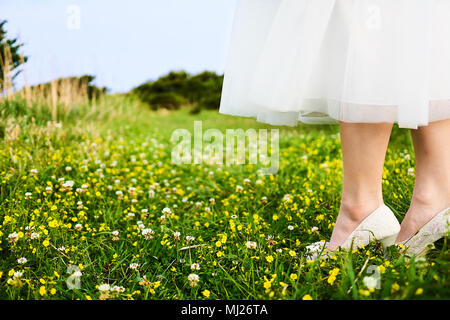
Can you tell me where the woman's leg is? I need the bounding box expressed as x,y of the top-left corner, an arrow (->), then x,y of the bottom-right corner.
396,119 -> 450,242
329,122 -> 393,250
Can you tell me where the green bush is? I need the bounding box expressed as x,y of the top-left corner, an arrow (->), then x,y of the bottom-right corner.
132,70 -> 223,112
145,92 -> 187,110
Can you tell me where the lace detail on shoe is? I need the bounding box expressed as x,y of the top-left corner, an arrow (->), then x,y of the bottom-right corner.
402,207 -> 450,256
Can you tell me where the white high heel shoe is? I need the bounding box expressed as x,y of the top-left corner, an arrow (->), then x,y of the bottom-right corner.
306,204 -> 401,260
396,207 -> 450,257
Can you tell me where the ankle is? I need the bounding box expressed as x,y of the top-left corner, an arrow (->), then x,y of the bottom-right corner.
411,186 -> 450,209
340,199 -> 384,222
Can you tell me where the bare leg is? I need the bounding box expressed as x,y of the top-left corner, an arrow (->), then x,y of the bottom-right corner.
329,122 -> 393,250
396,119 -> 450,242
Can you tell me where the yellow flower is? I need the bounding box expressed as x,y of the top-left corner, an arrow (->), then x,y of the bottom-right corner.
302,294 -> 313,300
415,288 -> 423,295
359,289 -> 371,297
378,265 -> 386,274
265,255 -> 274,263
215,241 -> 222,247
290,274 -> 298,281
288,250 -> 296,257
202,290 -> 211,298
263,281 -> 272,289
43,239 -> 50,247
217,251 -> 224,257
327,268 -> 340,285
50,288 -> 57,295
39,286 -> 47,296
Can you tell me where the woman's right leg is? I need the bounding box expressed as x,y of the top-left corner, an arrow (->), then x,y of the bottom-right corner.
328,122 -> 393,250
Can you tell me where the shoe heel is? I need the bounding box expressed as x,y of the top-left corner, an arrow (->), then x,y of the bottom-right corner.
380,234 -> 397,248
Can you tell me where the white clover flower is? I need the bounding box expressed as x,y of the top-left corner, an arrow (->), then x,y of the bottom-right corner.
187,273 -> 200,286
162,207 -> 172,215
173,232 -> 181,240
246,241 -> 257,250
191,263 -> 200,271
311,227 -> 319,233
98,283 -> 111,292
75,224 -> 83,231
58,246 -> 66,251
305,241 -> 327,260
30,232 -> 40,240
8,233 -> 19,242
25,192 -> 32,199
45,186 -> 53,193
288,225 -> 294,231
129,263 -> 140,270
363,276 -> 379,290
65,166 -> 72,172
17,257 -> 27,264
112,231 -> 119,236
62,180 -> 74,188
13,271 -> 23,278
236,185 -> 243,193
142,228 -> 154,240
137,221 -> 145,230
186,235 -> 195,243
282,194 -> 292,202
111,285 -> 125,293
30,169 -> 38,175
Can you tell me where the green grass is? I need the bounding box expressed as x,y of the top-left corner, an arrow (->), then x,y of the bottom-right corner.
0,96 -> 449,300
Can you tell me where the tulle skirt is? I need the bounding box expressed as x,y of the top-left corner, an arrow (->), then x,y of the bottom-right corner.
219,0 -> 450,129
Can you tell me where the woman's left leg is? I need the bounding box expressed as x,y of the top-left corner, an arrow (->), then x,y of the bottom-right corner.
396,119 -> 450,242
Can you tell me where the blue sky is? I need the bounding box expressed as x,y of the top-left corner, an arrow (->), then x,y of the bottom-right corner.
0,0 -> 237,92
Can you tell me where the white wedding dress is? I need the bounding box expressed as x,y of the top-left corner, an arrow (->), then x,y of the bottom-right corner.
219,0 -> 450,129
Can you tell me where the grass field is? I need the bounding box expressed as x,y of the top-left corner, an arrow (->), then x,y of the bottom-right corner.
1,95 -> 449,300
